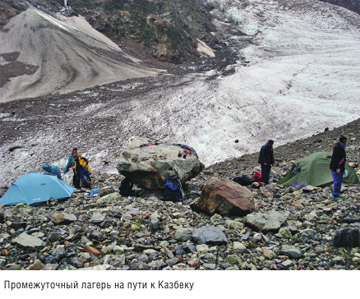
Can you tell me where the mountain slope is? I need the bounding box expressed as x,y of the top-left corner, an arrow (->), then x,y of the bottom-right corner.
0,5 -> 160,102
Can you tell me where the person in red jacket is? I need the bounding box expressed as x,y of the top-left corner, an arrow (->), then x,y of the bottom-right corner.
330,136 -> 347,200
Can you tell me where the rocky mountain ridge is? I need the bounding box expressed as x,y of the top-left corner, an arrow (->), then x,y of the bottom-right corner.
2,0 -> 358,65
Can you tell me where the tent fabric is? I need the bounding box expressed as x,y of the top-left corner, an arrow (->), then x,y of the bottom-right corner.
278,152 -> 359,187
0,173 -> 76,206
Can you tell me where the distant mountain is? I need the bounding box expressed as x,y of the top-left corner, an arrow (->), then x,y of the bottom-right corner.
0,0 -> 222,64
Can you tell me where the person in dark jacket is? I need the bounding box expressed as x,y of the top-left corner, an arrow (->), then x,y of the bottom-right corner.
330,136 -> 347,200
258,140 -> 275,184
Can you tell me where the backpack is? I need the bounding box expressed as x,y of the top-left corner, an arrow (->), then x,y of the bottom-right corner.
233,175 -> 254,186
80,166 -> 91,188
119,177 -> 133,197
164,175 -> 182,202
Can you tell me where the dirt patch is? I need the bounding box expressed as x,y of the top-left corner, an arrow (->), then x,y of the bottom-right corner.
0,52 -> 39,87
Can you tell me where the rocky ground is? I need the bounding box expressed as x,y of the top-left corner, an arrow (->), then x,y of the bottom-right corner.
1,118 -> 360,270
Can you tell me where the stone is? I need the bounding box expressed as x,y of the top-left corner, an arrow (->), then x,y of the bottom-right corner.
12,232 -> 45,250
188,258 -> 200,268
192,226 -> 227,245
276,227 -> 292,239
279,245 -> 303,259
85,245 -> 100,257
226,254 -> 242,265
245,210 -> 287,232
175,228 -> 194,241
333,228 -> 360,248
117,137 -> 204,189
28,259 -> 44,270
166,258 -> 180,266
52,247 -> 67,261
48,232 -> 61,242
190,178 -> 255,216
233,242 -> 247,253
225,220 -> 243,229
97,193 -> 121,204
263,248 -> 276,260
90,212 -> 105,224
52,212 -> 77,224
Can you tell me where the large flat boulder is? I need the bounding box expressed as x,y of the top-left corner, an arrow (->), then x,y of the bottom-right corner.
190,178 -> 255,216
117,137 -> 204,189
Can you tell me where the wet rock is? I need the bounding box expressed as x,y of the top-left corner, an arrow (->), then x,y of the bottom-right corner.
190,178 -> 255,216
192,226 -> 227,245
333,228 -> 360,248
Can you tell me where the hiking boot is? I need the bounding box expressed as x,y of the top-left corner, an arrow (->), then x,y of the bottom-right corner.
332,195 -> 343,201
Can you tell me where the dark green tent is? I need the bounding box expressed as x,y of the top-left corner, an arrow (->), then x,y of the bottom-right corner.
278,152 -> 359,187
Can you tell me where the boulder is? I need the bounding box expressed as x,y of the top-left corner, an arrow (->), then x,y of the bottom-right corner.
245,210 -> 287,232
192,226 -> 227,245
190,178 -> 255,216
333,228 -> 360,248
117,137 -> 204,189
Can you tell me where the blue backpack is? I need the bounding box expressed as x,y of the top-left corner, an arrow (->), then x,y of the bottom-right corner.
164,175 -> 182,202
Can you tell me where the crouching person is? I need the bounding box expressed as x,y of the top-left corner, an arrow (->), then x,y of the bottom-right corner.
42,164 -> 62,180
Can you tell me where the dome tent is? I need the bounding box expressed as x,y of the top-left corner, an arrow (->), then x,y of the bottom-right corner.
278,152 -> 359,187
0,173 -> 76,206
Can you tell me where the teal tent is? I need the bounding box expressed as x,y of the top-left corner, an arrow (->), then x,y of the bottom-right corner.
278,152 -> 359,187
0,173 -> 76,206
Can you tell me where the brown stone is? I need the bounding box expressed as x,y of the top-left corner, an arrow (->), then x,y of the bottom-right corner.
190,178 -> 255,216
85,245 -> 100,257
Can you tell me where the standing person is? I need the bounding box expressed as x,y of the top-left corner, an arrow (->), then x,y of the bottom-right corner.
330,136 -> 347,200
64,148 -> 78,175
72,151 -> 92,189
64,148 -> 91,189
258,140 -> 274,184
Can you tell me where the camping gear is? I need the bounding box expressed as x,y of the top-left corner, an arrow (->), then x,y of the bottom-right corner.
278,152 -> 359,187
164,175 -> 183,202
87,188 -> 100,198
233,175 -> 254,186
80,166 -> 91,188
0,173 -> 76,206
119,177 -> 134,197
